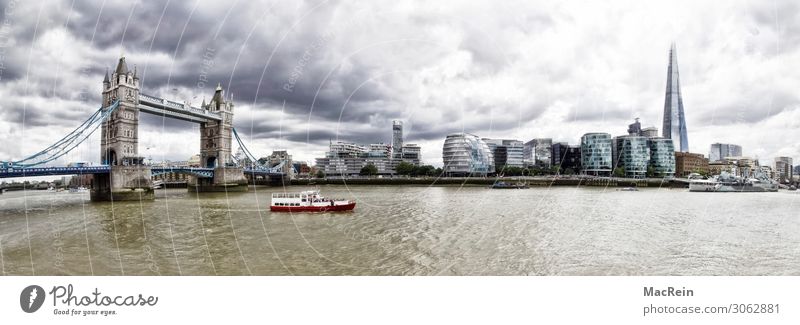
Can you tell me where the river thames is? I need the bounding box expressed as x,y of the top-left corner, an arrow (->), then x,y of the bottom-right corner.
1,185 -> 799,275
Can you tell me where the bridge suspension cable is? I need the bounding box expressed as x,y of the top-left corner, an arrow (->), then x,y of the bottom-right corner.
231,127 -> 289,174
2,100 -> 120,168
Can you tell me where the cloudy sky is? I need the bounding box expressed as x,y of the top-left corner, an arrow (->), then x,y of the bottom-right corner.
1,0 -> 799,168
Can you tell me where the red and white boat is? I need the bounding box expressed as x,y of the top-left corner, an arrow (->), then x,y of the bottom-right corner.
270,189 -> 356,212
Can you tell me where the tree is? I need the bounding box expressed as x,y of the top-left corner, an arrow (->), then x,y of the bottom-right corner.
549,166 -> 561,175
360,164 -> 378,176
415,165 -> 436,177
563,168 -> 575,175
396,162 -> 415,176
646,166 -> 656,178
613,167 -> 625,178
316,170 -> 325,178
505,166 -> 524,176
434,167 -> 443,176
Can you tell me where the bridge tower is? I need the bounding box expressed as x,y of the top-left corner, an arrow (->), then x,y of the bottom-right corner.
101,57 -> 142,166
92,57 -> 153,201
191,84 -> 248,192
200,84 -> 234,168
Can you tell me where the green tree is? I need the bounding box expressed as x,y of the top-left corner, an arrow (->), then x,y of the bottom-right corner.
434,167 -> 443,176
646,166 -> 656,178
360,164 -> 378,176
549,166 -> 561,175
415,165 -> 436,177
396,162 -> 415,176
563,168 -> 575,175
505,166 -> 524,176
613,167 -> 625,178
315,170 -> 325,178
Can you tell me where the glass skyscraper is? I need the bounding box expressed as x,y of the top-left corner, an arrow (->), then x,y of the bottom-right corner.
662,43 -> 689,152
613,135 -> 650,178
648,138 -> 676,177
708,143 -> 742,162
580,133 -> 612,176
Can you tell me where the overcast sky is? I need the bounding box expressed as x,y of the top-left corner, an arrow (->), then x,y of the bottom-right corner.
1,0 -> 799,168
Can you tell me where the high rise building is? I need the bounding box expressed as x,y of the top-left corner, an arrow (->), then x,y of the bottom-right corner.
648,138 -> 676,177
392,120 -> 403,159
627,118 -> 659,138
627,118 -> 642,136
443,133 -> 494,176
708,143 -> 742,162
612,135 -> 651,178
775,157 -> 794,183
580,133 -> 613,176
551,142 -> 581,174
662,43 -> 689,152
524,138 -> 552,168
483,139 -> 524,170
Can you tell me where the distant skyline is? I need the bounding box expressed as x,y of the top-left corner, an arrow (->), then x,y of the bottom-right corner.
1,0 -> 799,168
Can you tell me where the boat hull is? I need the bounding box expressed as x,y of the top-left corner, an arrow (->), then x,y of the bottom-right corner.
690,183 -> 778,192
270,202 -> 356,212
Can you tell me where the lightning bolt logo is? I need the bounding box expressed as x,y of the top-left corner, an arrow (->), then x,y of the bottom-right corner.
29,287 -> 38,309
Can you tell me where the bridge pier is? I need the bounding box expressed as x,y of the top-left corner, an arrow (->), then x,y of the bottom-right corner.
90,166 -> 154,201
188,167 -> 248,192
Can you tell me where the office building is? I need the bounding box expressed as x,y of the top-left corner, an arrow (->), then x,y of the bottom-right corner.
674,152 -> 708,177
400,144 -> 422,165
483,138 -> 524,170
613,135 -> 651,178
316,141 -> 402,176
709,143 -> 742,162
524,138 -> 552,168
648,138 -> 676,177
581,133 -> 613,176
551,142 -> 581,174
443,133 -> 494,176
662,43 -> 689,152
775,157 -> 793,183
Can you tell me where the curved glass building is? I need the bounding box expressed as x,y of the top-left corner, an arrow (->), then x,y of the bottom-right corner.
581,133 -> 612,176
443,133 -> 494,176
613,135 -> 650,178
649,138 -> 676,177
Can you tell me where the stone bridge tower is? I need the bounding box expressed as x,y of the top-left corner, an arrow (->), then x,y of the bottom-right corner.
200,84 -> 234,168
101,57 -> 142,166
191,83 -> 247,192
93,57 -> 153,201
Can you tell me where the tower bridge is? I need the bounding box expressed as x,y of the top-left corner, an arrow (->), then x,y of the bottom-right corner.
1,57 -> 287,201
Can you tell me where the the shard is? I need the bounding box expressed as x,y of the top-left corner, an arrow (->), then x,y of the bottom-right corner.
662,43 -> 689,152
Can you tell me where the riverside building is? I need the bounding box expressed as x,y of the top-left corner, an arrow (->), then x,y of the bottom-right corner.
484,139 -> 524,170
775,157 -> 793,183
443,133 -> 495,176
612,135 -> 651,178
528,138 -> 553,168
581,133 -> 613,176
648,138 -> 676,177
674,152 -> 709,177
551,142 -> 581,173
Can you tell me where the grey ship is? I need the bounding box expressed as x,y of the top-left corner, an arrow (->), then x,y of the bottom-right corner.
689,172 -> 778,192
